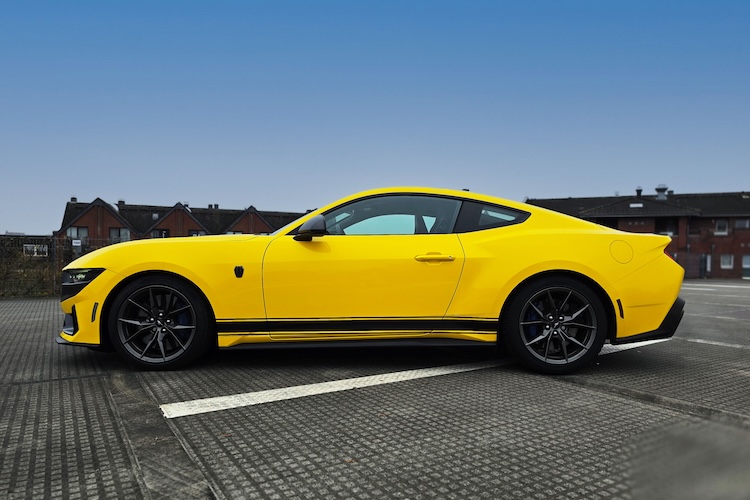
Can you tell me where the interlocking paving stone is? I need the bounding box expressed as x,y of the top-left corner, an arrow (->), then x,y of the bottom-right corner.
0,299 -> 208,499
572,340 -> 750,420
165,368 -> 688,499
0,377 -> 144,499
144,346 -> 498,405
3,284 -> 750,499
626,419 -> 750,500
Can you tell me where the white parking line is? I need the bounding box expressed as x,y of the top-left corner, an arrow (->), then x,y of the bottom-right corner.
160,360 -> 501,419
161,338 -> 675,419
683,284 -> 750,289
682,338 -> 750,350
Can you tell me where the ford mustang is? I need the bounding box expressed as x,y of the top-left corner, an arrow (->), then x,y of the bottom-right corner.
58,187 -> 684,374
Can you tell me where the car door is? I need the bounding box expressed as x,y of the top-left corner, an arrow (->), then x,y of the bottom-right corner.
262,194 -> 465,336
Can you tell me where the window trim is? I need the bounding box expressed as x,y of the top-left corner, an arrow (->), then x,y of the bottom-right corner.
720,254 -> 734,269
715,219 -> 729,236
321,193 -> 463,236
288,193 -> 531,236
453,201 -> 530,233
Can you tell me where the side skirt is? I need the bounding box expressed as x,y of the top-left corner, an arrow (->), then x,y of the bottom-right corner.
221,337 -> 497,350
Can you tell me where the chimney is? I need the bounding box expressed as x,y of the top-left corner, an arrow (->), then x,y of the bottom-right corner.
655,184 -> 668,200
214,203 -> 219,209
117,199 -> 125,207
70,196 -> 78,203
635,187 -> 642,198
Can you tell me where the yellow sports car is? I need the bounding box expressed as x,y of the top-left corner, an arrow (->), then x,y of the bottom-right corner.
58,187 -> 684,374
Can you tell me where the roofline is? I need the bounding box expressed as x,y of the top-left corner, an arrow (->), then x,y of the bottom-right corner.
55,198 -> 136,235
144,202 -> 210,234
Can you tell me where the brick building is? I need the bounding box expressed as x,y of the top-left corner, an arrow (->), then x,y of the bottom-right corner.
54,197 -> 305,260
527,185 -> 750,279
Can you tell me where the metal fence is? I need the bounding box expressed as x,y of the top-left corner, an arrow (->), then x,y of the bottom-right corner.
0,236 -> 116,297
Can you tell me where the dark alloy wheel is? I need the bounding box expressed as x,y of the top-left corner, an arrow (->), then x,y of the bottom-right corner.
502,277 -> 608,374
108,276 -> 212,370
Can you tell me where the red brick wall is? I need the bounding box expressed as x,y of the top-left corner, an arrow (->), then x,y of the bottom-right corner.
150,210 -> 206,237
228,213 -> 274,234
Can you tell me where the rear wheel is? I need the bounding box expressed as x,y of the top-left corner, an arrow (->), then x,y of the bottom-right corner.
502,277 -> 608,374
108,276 -> 212,370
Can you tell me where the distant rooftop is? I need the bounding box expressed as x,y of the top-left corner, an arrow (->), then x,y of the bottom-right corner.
526,185 -> 750,218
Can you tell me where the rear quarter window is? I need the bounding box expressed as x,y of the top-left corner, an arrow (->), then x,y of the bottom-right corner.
453,201 -> 530,233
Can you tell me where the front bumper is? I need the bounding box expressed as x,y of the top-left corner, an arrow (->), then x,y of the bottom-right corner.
59,268 -> 122,346
611,297 -> 685,345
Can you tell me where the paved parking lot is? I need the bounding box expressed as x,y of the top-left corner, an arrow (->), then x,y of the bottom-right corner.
1,281 -> 749,499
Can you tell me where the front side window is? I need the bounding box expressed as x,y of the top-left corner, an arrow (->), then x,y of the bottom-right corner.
323,195 -> 462,235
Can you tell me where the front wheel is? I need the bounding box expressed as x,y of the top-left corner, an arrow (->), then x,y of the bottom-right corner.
502,277 -> 608,374
108,276 -> 213,370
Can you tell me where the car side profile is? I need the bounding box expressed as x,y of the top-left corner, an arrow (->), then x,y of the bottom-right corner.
58,187 -> 685,374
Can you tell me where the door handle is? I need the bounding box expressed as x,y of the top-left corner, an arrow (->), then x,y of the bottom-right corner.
414,254 -> 455,262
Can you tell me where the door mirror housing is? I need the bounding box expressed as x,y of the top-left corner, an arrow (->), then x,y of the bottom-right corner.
294,215 -> 328,241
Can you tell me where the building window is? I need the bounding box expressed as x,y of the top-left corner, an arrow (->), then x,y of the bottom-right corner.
226,231 -> 243,235
109,227 -> 131,243
655,218 -> 678,236
720,254 -> 734,269
743,255 -> 750,279
66,226 -> 88,242
188,230 -> 207,236
736,219 -> 750,229
715,219 -> 729,235
23,244 -> 49,257
151,229 -> 170,238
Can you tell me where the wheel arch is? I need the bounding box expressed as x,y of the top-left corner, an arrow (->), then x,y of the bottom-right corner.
99,270 -> 217,350
498,270 -> 617,342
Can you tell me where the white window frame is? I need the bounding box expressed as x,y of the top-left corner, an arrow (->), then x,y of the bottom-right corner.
720,254 -> 734,269
715,219 -> 729,236
23,244 -> 49,257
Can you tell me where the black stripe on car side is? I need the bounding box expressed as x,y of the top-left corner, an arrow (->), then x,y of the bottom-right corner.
216,318 -> 498,333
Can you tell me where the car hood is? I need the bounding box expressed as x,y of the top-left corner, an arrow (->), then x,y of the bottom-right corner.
64,234 -> 263,272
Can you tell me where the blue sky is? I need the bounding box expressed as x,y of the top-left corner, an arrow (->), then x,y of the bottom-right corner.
1,0 -> 748,234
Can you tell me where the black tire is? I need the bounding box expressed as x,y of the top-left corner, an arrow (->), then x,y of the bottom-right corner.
108,275 -> 213,370
501,276 -> 608,375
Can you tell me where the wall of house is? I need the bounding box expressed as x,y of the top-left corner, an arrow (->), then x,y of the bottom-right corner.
675,217 -> 750,279
58,205 -> 126,245
616,218 -> 656,233
603,216 -> 749,279
228,213 -> 274,234
150,210 -> 206,238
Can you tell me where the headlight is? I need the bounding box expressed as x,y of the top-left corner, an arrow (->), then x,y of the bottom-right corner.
61,268 -> 105,301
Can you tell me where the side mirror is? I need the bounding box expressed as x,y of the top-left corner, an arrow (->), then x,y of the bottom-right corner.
294,215 -> 328,241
